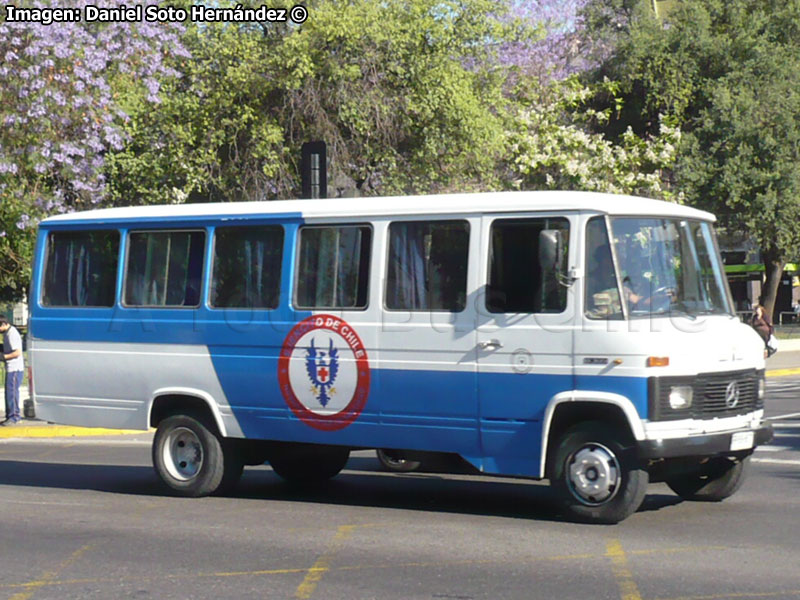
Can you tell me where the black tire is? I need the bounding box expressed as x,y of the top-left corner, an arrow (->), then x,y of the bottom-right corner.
549,422 -> 648,524
666,456 -> 750,501
268,444 -> 350,484
152,414 -> 243,497
376,449 -> 422,473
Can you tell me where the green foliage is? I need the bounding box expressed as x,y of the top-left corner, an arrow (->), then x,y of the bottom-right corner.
0,199 -> 34,298
108,0 -> 521,203
582,0 -> 800,313
509,76 -> 680,199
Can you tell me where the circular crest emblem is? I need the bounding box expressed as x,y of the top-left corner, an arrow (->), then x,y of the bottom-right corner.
278,315 -> 370,431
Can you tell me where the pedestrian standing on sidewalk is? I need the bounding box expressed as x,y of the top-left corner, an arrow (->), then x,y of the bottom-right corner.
1,315 -> 24,425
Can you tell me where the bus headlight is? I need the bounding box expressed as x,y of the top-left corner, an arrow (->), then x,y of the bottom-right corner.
758,377 -> 766,401
668,385 -> 693,410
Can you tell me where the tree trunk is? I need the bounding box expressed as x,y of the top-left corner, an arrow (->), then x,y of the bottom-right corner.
761,249 -> 785,322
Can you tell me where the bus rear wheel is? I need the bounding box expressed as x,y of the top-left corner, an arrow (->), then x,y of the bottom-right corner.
550,422 -> 648,524
666,456 -> 750,501
153,414 -> 243,497
376,449 -> 421,473
268,444 -> 350,484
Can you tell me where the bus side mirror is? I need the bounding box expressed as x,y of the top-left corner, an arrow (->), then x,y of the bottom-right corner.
539,230 -> 560,272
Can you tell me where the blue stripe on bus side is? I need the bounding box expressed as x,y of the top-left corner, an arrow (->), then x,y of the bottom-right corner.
208,354 -> 647,477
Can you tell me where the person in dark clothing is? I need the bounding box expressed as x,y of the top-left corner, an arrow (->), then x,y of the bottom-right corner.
751,304 -> 775,357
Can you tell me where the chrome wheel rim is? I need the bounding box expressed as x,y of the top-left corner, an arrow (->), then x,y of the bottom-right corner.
566,442 -> 620,506
163,427 -> 203,482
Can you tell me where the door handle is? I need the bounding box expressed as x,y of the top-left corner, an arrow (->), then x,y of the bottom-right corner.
478,339 -> 503,350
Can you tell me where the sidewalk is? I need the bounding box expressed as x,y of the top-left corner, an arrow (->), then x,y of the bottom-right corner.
765,338 -> 800,375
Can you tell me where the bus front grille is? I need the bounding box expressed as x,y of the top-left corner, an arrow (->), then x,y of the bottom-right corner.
648,369 -> 763,421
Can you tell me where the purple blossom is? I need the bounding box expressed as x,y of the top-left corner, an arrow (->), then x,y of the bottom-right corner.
16,215 -> 31,230
0,0 -> 188,217
497,0 -> 590,82
146,79 -> 161,97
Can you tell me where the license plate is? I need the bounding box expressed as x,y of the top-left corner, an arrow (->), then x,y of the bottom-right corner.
730,431 -> 755,451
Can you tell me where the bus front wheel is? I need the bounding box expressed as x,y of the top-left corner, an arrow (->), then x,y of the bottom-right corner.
153,414 -> 243,497
666,456 -> 750,501
550,422 -> 648,524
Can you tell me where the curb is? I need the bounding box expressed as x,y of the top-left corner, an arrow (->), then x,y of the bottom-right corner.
0,424 -> 148,439
766,367 -> 800,378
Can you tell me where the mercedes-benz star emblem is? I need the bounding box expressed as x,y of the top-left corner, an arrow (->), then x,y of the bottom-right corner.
725,381 -> 740,409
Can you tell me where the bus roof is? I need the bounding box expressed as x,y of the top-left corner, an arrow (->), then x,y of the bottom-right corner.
41,191 -> 715,225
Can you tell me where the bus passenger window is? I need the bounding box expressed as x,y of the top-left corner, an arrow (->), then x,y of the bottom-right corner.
295,225 -> 371,309
211,226 -> 284,309
124,231 -> 205,308
386,220 -> 469,312
42,230 -> 120,307
487,218 -> 569,314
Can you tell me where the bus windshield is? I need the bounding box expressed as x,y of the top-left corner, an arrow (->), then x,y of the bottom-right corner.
586,217 -> 733,319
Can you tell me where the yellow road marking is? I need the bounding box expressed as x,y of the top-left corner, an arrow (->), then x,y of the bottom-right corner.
294,525 -> 356,599
0,544 -> 745,594
9,543 -> 93,600
606,540 -> 642,600
0,426 -> 143,439
766,367 -> 800,378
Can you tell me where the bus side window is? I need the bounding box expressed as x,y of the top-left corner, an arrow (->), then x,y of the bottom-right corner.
210,225 -> 284,309
385,220 -> 470,312
124,230 -> 205,308
487,218 -> 569,314
295,225 -> 371,310
42,230 -> 120,307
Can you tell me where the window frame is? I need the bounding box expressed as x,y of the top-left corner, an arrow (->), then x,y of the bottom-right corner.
121,228 -> 207,310
383,218 -> 471,314
40,228 -> 122,309
208,223 -> 285,311
485,216 -> 571,315
292,222 -> 373,311
584,215 -> 628,321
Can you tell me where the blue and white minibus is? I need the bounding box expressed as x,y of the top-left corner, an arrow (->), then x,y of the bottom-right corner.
28,191 -> 773,523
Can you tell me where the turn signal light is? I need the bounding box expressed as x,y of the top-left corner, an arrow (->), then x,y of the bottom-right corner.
647,356 -> 670,367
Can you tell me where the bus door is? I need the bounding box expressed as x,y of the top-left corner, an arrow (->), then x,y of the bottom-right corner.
476,214 -> 576,476
374,217 -> 480,455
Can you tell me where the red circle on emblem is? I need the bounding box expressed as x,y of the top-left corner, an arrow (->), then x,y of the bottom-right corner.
278,315 -> 370,431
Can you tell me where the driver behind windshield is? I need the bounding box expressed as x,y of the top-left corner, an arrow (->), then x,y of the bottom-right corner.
586,245 -> 642,317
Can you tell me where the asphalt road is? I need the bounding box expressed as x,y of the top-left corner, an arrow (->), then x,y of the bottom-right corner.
0,378 -> 798,600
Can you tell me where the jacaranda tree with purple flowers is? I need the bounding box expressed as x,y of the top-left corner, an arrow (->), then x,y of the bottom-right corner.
0,1 -> 187,300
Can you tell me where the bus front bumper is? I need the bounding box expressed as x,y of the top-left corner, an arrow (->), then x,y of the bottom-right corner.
637,422 -> 774,459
